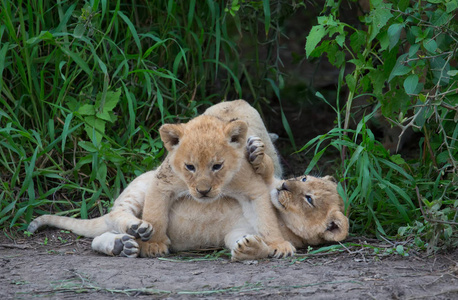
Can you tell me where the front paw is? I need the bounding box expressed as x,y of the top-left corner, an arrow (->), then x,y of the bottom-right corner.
127,221 -> 153,242
112,234 -> 139,258
246,136 -> 265,168
139,239 -> 170,257
268,241 -> 296,259
231,235 -> 270,261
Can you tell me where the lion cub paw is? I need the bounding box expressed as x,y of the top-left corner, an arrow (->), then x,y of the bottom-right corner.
139,240 -> 170,257
247,136 -> 265,168
231,235 -> 270,261
112,234 -> 139,258
127,221 -> 153,242
269,241 -> 296,259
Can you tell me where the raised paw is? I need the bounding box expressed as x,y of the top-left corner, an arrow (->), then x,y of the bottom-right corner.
246,136 -> 265,167
127,221 -> 153,242
112,234 -> 139,258
231,235 -> 270,261
268,241 -> 296,259
139,240 -> 170,258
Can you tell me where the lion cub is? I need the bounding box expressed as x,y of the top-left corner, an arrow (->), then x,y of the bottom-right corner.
140,113 -> 294,258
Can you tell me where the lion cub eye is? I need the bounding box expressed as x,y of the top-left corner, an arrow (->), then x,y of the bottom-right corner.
185,164 -> 195,172
301,176 -> 307,182
212,163 -> 223,171
305,195 -> 313,206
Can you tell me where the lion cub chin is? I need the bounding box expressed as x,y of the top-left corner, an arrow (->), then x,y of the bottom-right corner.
140,114 -> 294,258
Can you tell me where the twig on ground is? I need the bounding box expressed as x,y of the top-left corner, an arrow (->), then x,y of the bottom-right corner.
0,244 -> 31,249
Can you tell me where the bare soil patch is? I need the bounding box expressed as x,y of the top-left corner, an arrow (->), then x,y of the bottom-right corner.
1,230 -> 457,299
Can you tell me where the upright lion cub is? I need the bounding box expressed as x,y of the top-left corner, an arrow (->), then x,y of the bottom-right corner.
141,114 -> 294,258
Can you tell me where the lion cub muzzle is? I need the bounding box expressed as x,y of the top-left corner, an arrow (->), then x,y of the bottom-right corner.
196,186 -> 212,197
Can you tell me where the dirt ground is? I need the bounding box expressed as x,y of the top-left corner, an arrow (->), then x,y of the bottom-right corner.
1,230 -> 457,300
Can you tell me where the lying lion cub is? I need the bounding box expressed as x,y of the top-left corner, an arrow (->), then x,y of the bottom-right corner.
28,100 -> 349,260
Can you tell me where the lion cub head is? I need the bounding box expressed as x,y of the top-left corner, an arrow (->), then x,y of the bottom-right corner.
160,115 -> 248,202
271,175 -> 349,245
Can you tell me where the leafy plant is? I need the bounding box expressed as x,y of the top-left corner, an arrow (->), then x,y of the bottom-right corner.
303,0 -> 457,250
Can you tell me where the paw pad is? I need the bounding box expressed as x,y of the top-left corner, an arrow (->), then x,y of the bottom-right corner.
246,136 -> 265,164
112,235 -> 139,258
127,222 -> 153,241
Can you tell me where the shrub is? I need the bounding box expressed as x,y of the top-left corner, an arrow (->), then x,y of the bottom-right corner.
304,0 -> 457,252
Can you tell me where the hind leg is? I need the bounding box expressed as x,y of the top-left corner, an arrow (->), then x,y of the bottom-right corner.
92,232 -> 139,258
106,210 -> 153,242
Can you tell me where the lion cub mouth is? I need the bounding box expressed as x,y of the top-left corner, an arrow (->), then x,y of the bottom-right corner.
270,188 -> 287,210
191,194 -> 220,203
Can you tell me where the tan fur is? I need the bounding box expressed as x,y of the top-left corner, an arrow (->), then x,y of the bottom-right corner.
27,100 -> 349,260
141,112 -> 293,258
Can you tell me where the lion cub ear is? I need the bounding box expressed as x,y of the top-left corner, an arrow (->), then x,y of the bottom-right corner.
322,175 -> 338,183
160,123 -> 184,151
224,120 -> 248,148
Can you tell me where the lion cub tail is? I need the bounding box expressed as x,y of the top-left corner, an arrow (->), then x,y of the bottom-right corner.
27,215 -> 110,238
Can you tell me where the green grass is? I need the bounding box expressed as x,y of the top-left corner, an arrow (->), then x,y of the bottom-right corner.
0,0 -> 297,232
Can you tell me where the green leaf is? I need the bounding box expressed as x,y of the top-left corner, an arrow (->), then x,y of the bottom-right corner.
368,69 -> 385,97
97,162 -> 108,185
61,113 -> 74,153
84,116 -> 105,145
388,54 -> 411,82
74,24 -> 85,38
346,74 -> 356,92
408,44 -> 420,58
350,30 -> 366,53
26,31 -> 54,44
378,31 -> 389,51
99,88 -> 121,113
389,154 -> 406,165
436,151 -> 449,164
368,2 -> 393,42
431,9 -> 449,27
447,70 -> 458,77
306,25 -> 327,58
78,104 -> 95,115
117,11 -> 142,56
396,245 -> 407,256
410,26 -> 422,38
446,0 -> 458,13
423,38 -> 437,54
262,0 -> 271,35
336,34 -> 345,47
305,146 -> 328,174
388,23 -> 403,50
398,0 -> 409,11
0,42 -> 9,89
78,141 -> 98,152
403,74 -> 419,95
96,111 -> 112,122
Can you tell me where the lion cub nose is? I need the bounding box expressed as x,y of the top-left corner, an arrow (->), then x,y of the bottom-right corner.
281,182 -> 289,191
196,187 -> 212,197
